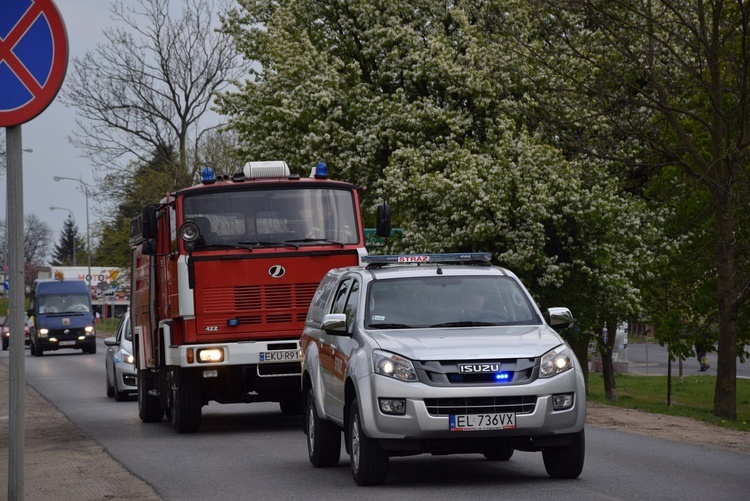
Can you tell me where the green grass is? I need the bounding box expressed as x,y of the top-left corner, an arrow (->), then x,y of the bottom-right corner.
587,372 -> 750,432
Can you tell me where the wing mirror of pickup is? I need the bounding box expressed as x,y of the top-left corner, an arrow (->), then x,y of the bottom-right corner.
546,307 -> 574,331
321,313 -> 350,336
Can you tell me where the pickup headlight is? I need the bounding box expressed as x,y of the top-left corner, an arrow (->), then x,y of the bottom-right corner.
373,349 -> 417,382
540,346 -> 573,378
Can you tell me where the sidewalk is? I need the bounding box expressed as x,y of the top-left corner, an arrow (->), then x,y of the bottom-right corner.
0,362 -> 162,500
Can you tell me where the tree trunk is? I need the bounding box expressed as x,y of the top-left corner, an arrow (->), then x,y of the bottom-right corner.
600,320 -> 618,401
712,186 -> 738,419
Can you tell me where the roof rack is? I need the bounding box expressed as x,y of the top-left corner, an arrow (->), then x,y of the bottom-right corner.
362,253 -> 491,268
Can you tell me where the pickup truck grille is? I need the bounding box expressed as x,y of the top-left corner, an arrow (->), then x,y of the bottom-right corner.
424,396 -> 537,416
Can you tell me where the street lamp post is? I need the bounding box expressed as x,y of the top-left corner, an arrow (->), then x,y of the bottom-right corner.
49,206 -> 76,266
52,176 -> 92,290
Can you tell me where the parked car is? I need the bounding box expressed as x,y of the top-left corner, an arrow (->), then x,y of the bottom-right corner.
104,311 -> 137,401
2,314 -> 31,350
300,253 -> 586,485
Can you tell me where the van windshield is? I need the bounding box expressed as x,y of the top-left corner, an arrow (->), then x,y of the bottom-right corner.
38,293 -> 91,314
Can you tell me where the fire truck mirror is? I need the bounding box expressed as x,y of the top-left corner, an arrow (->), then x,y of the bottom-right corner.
142,205 -> 159,240
376,204 -> 392,238
142,238 -> 157,255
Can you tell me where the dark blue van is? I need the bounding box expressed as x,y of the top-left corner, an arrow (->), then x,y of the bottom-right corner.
28,279 -> 97,356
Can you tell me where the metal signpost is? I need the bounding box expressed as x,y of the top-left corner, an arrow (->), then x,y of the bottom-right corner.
0,1 -> 68,499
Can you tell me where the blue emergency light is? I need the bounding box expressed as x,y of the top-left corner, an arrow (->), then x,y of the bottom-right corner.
314,161 -> 328,179
201,166 -> 216,184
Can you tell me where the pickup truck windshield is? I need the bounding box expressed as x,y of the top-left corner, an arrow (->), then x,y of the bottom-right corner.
366,276 -> 541,329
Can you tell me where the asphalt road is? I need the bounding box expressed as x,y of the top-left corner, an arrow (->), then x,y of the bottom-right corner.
617,338 -> 750,378
2,338 -> 748,501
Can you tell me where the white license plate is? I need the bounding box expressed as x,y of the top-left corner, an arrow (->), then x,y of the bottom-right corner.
449,413 -> 516,431
59,340 -> 76,346
259,349 -> 300,363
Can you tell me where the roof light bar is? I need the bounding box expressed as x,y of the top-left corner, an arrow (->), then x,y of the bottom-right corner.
362,253 -> 492,265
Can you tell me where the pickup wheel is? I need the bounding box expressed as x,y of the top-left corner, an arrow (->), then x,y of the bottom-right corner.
138,370 -> 164,423
542,429 -> 585,479
349,397 -> 389,485
306,388 -> 341,467
170,368 -> 202,433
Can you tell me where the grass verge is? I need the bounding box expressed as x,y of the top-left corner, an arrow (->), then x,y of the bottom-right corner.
587,372 -> 750,432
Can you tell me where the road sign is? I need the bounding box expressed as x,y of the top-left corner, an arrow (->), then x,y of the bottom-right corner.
0,0 -> 68,127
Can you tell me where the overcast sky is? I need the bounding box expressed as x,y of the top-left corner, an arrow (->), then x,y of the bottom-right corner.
2,0 -> 114,261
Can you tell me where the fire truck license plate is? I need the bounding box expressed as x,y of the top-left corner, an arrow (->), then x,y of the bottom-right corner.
259,350 -> 300,363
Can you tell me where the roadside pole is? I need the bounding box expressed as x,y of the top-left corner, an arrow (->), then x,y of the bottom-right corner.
6,125 -> 26,500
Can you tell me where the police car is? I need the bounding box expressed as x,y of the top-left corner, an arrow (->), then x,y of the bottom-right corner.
300,253 -> 586,485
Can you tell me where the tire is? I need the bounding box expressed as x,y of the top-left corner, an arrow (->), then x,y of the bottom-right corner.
306,388 -> 341,467
170,368 -> 202,433
29,342 -> 35,356
35,343 -> 44,356
86,344 -> 97,355
106,371 -> 115,398
349,397 -> 388,486
542,429 -> 585,479
138,369 -> 164,423
483,446 -> 514,461
2,340 -> 8,350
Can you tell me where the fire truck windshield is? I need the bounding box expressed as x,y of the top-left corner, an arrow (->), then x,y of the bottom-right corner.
182,187 -> 359,247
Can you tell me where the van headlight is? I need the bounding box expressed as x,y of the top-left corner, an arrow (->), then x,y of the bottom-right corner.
373,350 -> 417,382
540,346 -> 573,378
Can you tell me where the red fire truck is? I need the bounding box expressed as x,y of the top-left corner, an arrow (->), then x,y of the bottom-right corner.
130,161 -> 388,432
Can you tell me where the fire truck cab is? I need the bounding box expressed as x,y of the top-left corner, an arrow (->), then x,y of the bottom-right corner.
130,161 -> 386,432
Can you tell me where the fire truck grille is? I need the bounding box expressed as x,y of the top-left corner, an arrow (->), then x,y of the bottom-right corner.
203,283 -> 318,324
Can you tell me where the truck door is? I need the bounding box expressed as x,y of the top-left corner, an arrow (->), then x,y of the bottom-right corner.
321,276 -> 359,421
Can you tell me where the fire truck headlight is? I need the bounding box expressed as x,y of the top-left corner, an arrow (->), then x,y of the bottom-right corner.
180,221 -> 201,243
197,348 -> 224,363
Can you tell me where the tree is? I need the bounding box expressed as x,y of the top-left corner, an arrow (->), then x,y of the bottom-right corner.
50,215 -> 87,266
61,0 -> 246,189
520,0 -> 750,419
1,214 -> 53,289
219,1 -> 664,395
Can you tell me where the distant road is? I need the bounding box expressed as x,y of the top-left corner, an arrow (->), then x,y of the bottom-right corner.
615,339 -> 750,378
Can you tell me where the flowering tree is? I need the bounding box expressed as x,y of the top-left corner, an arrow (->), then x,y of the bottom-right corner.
219,0 -> 665,392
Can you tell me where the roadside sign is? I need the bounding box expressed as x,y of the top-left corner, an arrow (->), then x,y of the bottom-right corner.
0,0 -> 68,127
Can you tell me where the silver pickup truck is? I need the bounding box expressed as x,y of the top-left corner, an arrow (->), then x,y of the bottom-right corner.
300,253 -> 586,485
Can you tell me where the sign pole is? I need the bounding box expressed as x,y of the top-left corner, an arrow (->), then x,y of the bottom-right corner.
1,2 -> 69,499
6,125 -> 26,500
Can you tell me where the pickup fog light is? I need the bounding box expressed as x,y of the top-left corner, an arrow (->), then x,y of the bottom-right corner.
197,348 -> 224,363
379,398 -> 406,415
540,346 -> 573,378
552,393 -> 574,410
373,349 -> 417,382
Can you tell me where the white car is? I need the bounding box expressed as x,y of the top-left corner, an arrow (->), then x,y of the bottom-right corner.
104,312 -> 137,401
300,253 -> 586,485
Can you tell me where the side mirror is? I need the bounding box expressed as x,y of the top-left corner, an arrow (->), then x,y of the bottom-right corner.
141,238 -> 157,255
546,307 -> 574,331
376,204 -> 391,238
142,205 -> 158,240
321,313 -> 349,336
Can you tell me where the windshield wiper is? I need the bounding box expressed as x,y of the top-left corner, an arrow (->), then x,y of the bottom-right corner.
237,240 -> 301,249
368,323 -> 413,329
194,243 -> 255,251
284,238 -> 345,247
430,321 -> 496,327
